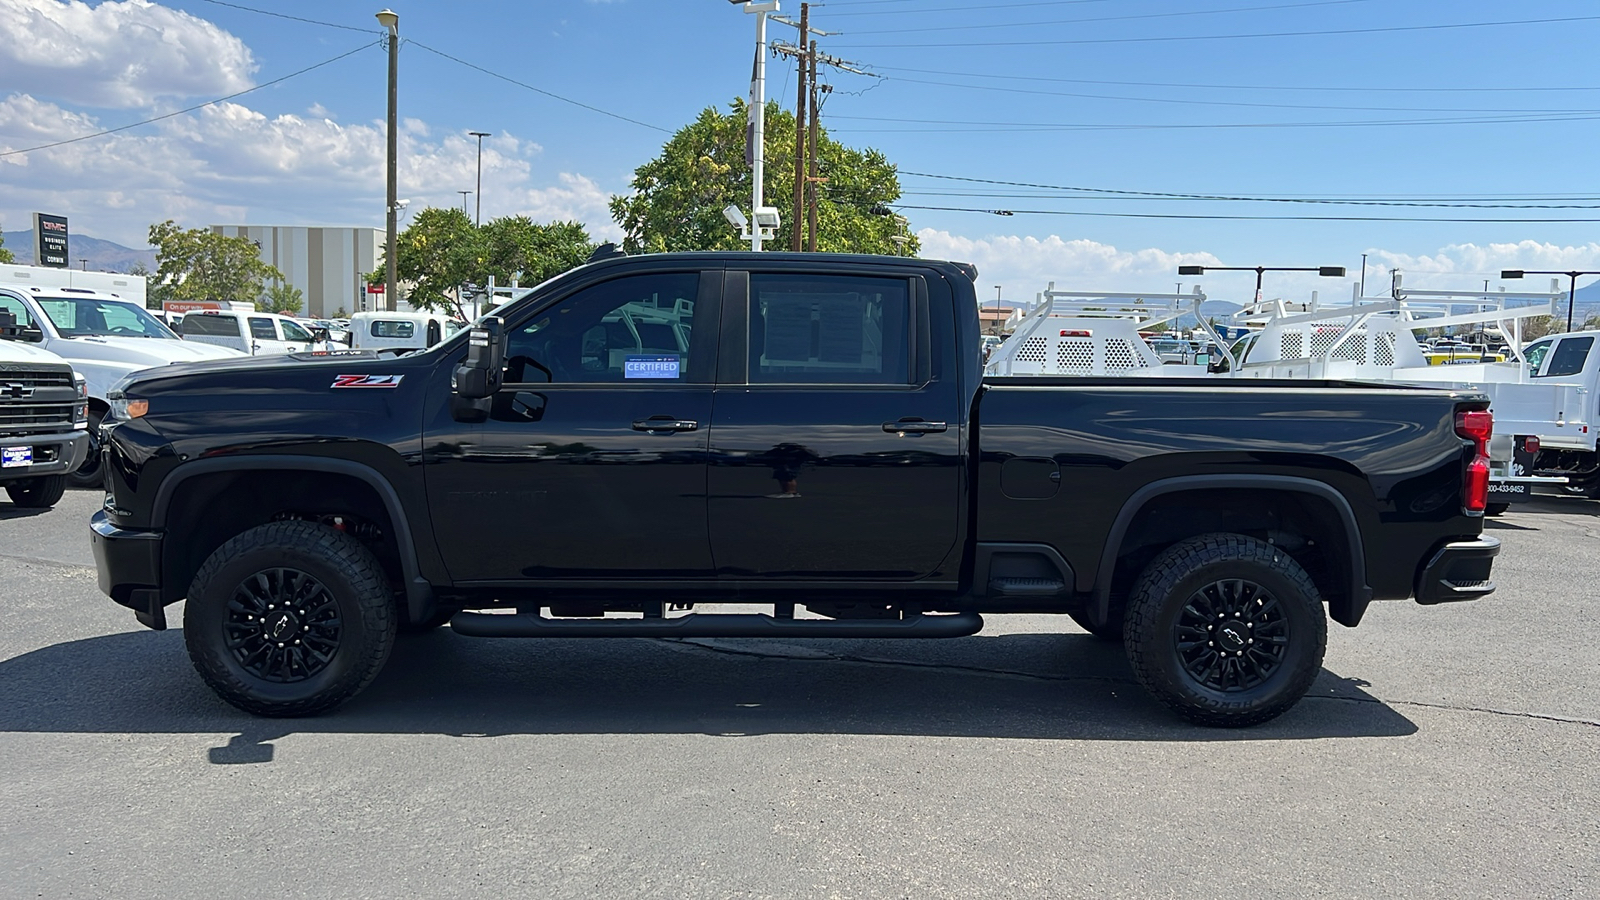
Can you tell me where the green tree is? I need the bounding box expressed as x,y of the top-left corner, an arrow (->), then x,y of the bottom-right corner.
262,279 -> 305,315
372,209 -> 596,315
0,227 -> 14,265
609,99 -> 916,255
148,220 -> 282,305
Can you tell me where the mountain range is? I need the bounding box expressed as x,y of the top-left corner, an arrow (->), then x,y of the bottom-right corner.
1,230 -> 156,273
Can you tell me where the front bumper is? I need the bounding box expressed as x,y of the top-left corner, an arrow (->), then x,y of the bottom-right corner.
1415,535 -> 1500,605
90,510 -> 167,630
0,429 -> 88,481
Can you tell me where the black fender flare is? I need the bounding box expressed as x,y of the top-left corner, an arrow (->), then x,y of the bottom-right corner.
152,455 -> 436,621
1092,474 -> 1372,628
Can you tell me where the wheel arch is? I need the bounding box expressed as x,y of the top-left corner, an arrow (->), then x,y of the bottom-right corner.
1093,475 -> 1371,628
152,456 -> 434,620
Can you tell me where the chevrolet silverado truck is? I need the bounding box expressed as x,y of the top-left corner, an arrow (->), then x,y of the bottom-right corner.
0,310 -> 89,509
91,252 -> 1500,726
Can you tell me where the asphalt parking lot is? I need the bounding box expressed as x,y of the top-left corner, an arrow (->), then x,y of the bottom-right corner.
2,490 -> 1596,898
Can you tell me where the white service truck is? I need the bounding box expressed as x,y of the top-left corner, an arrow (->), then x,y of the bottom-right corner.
177,309 -> 340,356
0,285 -> 243,486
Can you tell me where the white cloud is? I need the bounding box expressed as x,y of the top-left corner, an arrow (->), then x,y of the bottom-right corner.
0,93 -> 620,246
0,0 -> 255,108
1370,241 -> 1600,288
917,229 -> 1221,303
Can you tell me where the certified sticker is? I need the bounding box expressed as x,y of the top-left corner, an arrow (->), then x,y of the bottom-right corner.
624,355 -> 681,379
331,374 -> 404,389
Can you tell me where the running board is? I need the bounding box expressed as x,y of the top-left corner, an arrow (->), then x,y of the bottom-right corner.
449,610 -> 984,639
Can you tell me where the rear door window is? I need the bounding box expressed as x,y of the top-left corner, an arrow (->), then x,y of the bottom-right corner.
747,274 -> 910,384
1537,336 -> 1594,378
248,317 -> 277,341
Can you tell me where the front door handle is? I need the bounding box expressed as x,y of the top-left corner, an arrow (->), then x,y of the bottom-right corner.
633,417 -> 699,434
883,418 -> 948,434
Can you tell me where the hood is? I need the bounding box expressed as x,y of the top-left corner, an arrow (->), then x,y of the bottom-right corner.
53,335 -> 245,368
0,339 -> 72,367
118,348 -> 391,391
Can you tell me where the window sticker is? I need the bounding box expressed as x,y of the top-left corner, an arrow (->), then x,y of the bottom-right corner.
624,355 -> 681,379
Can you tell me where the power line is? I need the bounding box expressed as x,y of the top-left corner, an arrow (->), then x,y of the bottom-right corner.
0,40 -> 380,159
871,64 -> 1600,95
898,190 -> 1600,209
406,40 -> 669,133
833,14 -> 1600,48
843,0 -> 1373,36
891,204 -> 1600,224
861,75 -> 1600,114
824,0 -> 1111,13
832,110 -> 1600,133
899,171 -> 1600,203
192,0 -> 376,33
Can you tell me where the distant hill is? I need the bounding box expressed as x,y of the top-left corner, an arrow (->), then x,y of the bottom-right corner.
1,230 -> 156,273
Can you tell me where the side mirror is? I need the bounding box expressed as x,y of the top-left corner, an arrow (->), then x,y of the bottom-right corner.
312,327 -> 330,343
0,309 -> 15,340
453,316 -> 505,399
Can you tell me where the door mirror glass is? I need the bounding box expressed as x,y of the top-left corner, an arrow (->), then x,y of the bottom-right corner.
454,316 -> 506,399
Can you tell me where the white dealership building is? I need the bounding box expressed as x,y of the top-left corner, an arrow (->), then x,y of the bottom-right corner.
210,225 -> 386,318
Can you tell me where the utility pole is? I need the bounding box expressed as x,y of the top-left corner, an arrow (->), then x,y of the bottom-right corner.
1359,252 -> 1367,298
469,131 -> 490,225
791,3 -> 808,251
807,41 -> 821,252
377,8 -> 399,312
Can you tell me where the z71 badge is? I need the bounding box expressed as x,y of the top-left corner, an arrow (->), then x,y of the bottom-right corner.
331,374 -> 404,389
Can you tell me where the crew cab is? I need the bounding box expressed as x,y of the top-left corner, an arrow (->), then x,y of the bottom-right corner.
0,310 -> 89,508
90,252 -> 1500,726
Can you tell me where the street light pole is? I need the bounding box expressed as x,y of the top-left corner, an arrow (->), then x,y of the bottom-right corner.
377,8 -> 399,312
1500,269 -> 1598,333
457,190 -> 472,214
468,131 -> 490,225
736,0 -> 779,251
1178,264 -> 1347,308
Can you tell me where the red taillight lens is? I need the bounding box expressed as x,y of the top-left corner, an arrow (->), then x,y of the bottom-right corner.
1523,435 -> 1540,454
1455,409 -> 1493,514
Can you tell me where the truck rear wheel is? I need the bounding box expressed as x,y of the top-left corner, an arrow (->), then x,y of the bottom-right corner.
4,474 -> 68,509
184,520 -> 396,717
1123,533 -> 1326,728
67,410 -> 106,490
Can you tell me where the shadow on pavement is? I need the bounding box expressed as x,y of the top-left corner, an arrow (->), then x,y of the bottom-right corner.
0,628 -> 1416,761
0,504 -> 51,521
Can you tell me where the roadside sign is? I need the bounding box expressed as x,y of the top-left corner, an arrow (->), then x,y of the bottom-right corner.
33,213 -> 68,268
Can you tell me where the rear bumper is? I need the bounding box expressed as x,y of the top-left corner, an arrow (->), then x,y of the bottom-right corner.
0,430 -> 88,481
90,510 -> 167,630
1415,535 -> 1499,605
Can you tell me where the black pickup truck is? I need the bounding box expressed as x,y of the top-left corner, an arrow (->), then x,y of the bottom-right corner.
91,252 -> 1499,726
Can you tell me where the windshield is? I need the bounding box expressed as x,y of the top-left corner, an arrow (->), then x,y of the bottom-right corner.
36,296 -> 177,339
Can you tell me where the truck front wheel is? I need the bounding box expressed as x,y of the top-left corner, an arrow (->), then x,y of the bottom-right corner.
5,474 -> 68,508
184,521 -> 396,717
1123,534 -> 1326,728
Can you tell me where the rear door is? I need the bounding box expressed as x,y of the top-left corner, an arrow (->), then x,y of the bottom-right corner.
706,266 -> 964,582
179,312 -> 246,351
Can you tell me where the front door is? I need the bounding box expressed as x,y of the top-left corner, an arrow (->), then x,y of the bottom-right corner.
424,268 -> 719,582
707,269 -> 964,581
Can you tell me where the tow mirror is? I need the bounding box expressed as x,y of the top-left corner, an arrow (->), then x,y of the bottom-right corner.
0,309 -> 15,340
453,316 -> 505,399
312,327 -> 330,343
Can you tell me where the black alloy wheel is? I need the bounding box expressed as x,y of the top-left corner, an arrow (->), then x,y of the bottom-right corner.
224,568 -> 343,682
1124,533 -> 1326,728
1173,577 -> 1289,693
185,520 -> 395,717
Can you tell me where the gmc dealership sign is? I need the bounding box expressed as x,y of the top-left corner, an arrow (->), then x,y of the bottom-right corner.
33,213 -> 68,268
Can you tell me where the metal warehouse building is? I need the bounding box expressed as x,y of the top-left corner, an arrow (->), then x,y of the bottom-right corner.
210,225 -> 384,318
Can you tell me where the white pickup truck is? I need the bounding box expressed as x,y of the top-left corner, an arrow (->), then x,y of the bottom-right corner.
177,310 -> 340,356
0,310 -> 89,509
0,285 -> 243,487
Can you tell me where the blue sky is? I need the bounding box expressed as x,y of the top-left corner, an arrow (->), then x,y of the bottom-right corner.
4,0 -> 1600,305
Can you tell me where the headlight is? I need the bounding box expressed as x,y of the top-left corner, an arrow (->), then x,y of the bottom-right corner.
107,389 -> 147,420
74,374 -> 89,425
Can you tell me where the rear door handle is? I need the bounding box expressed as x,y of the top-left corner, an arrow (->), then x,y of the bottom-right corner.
883,418 -> 948,434
633,417 -> 699,433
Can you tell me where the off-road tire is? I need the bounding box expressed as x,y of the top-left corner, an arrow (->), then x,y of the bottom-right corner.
184,520 -> 396,717
1124,533 -> 1326,728
1068,609 -> 1123,642
5,474 -> 68,509
67,410 -> 105,489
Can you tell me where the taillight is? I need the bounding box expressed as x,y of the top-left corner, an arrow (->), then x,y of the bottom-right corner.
1455,409 -> 1493,514
1522,435 -> 1540,454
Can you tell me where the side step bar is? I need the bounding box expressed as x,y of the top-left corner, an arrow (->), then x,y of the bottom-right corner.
449,610 -> 984,639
